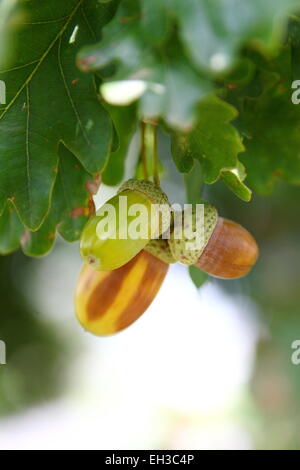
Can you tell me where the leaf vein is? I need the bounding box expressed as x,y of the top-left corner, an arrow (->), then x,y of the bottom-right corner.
0,0 -> 85,121
22,16 -> 69,26
25,85 -> 32,222
57,35 -> 90,146
0,60 -> 39,74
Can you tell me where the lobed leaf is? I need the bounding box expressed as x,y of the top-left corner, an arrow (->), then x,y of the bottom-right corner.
0,0 -> 116,230
171,96 -> 250,200
21,145 -> 97,257
0,202 -> 24,255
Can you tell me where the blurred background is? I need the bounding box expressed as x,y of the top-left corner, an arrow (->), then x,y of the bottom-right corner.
0,134 -> 300,450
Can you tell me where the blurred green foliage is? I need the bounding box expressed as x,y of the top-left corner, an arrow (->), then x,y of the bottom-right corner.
0,252 -> 68,415
206,180 -> 300,449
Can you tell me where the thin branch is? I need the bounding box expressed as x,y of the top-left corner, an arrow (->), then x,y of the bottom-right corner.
141,121 -> 148,180
152,124 -> 160,186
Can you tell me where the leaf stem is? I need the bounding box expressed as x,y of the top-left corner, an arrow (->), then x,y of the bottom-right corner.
152,124 -> 160,186
141,121 -> 148,180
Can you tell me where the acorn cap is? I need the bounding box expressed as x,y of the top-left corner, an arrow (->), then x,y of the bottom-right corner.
118,179 -> 169,204
168,204 -> 218,266
145,238 -> 177,264
118,179 -> 171,237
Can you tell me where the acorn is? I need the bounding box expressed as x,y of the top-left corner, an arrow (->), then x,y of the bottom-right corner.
195,217 -> 259,279
75,250 -> 168,336
161,205 -> 258,279
80,179 -> 171,271
76,200 -> 259,336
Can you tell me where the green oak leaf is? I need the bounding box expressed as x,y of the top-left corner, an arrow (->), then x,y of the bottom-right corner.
240,96 -> 300,193
139,0 -> 169,44
189,265 -> 208,289
171,96 -> 250,200
222,163 -> 252,202
231,43 -> 300,193
0,202 -> 24,255
21,144 -> 97,257
102,103 -> 137,186
0,0 -> 116,230
170,0 -> 300,72
77,0 -> 210,130
184,160 -> 205,204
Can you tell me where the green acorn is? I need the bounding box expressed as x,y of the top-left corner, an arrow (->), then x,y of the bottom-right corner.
80,179 -> 171,271
117,179 -> 171,237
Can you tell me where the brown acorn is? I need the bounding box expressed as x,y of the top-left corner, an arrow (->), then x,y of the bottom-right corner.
195,217 -> 259,279
162,205 -> 259,280
75,250 -> 168,336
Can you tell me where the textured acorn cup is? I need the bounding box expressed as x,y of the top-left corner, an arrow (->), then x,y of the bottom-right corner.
80,179 -> 171,271
195,217 -> 259,279
145,238 -> 177,264
75,250 -> 169,336
118,178 -> 171,236
168,204 -> 219,265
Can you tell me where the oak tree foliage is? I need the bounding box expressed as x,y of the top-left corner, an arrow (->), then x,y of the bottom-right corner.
1,0 -> 300,258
